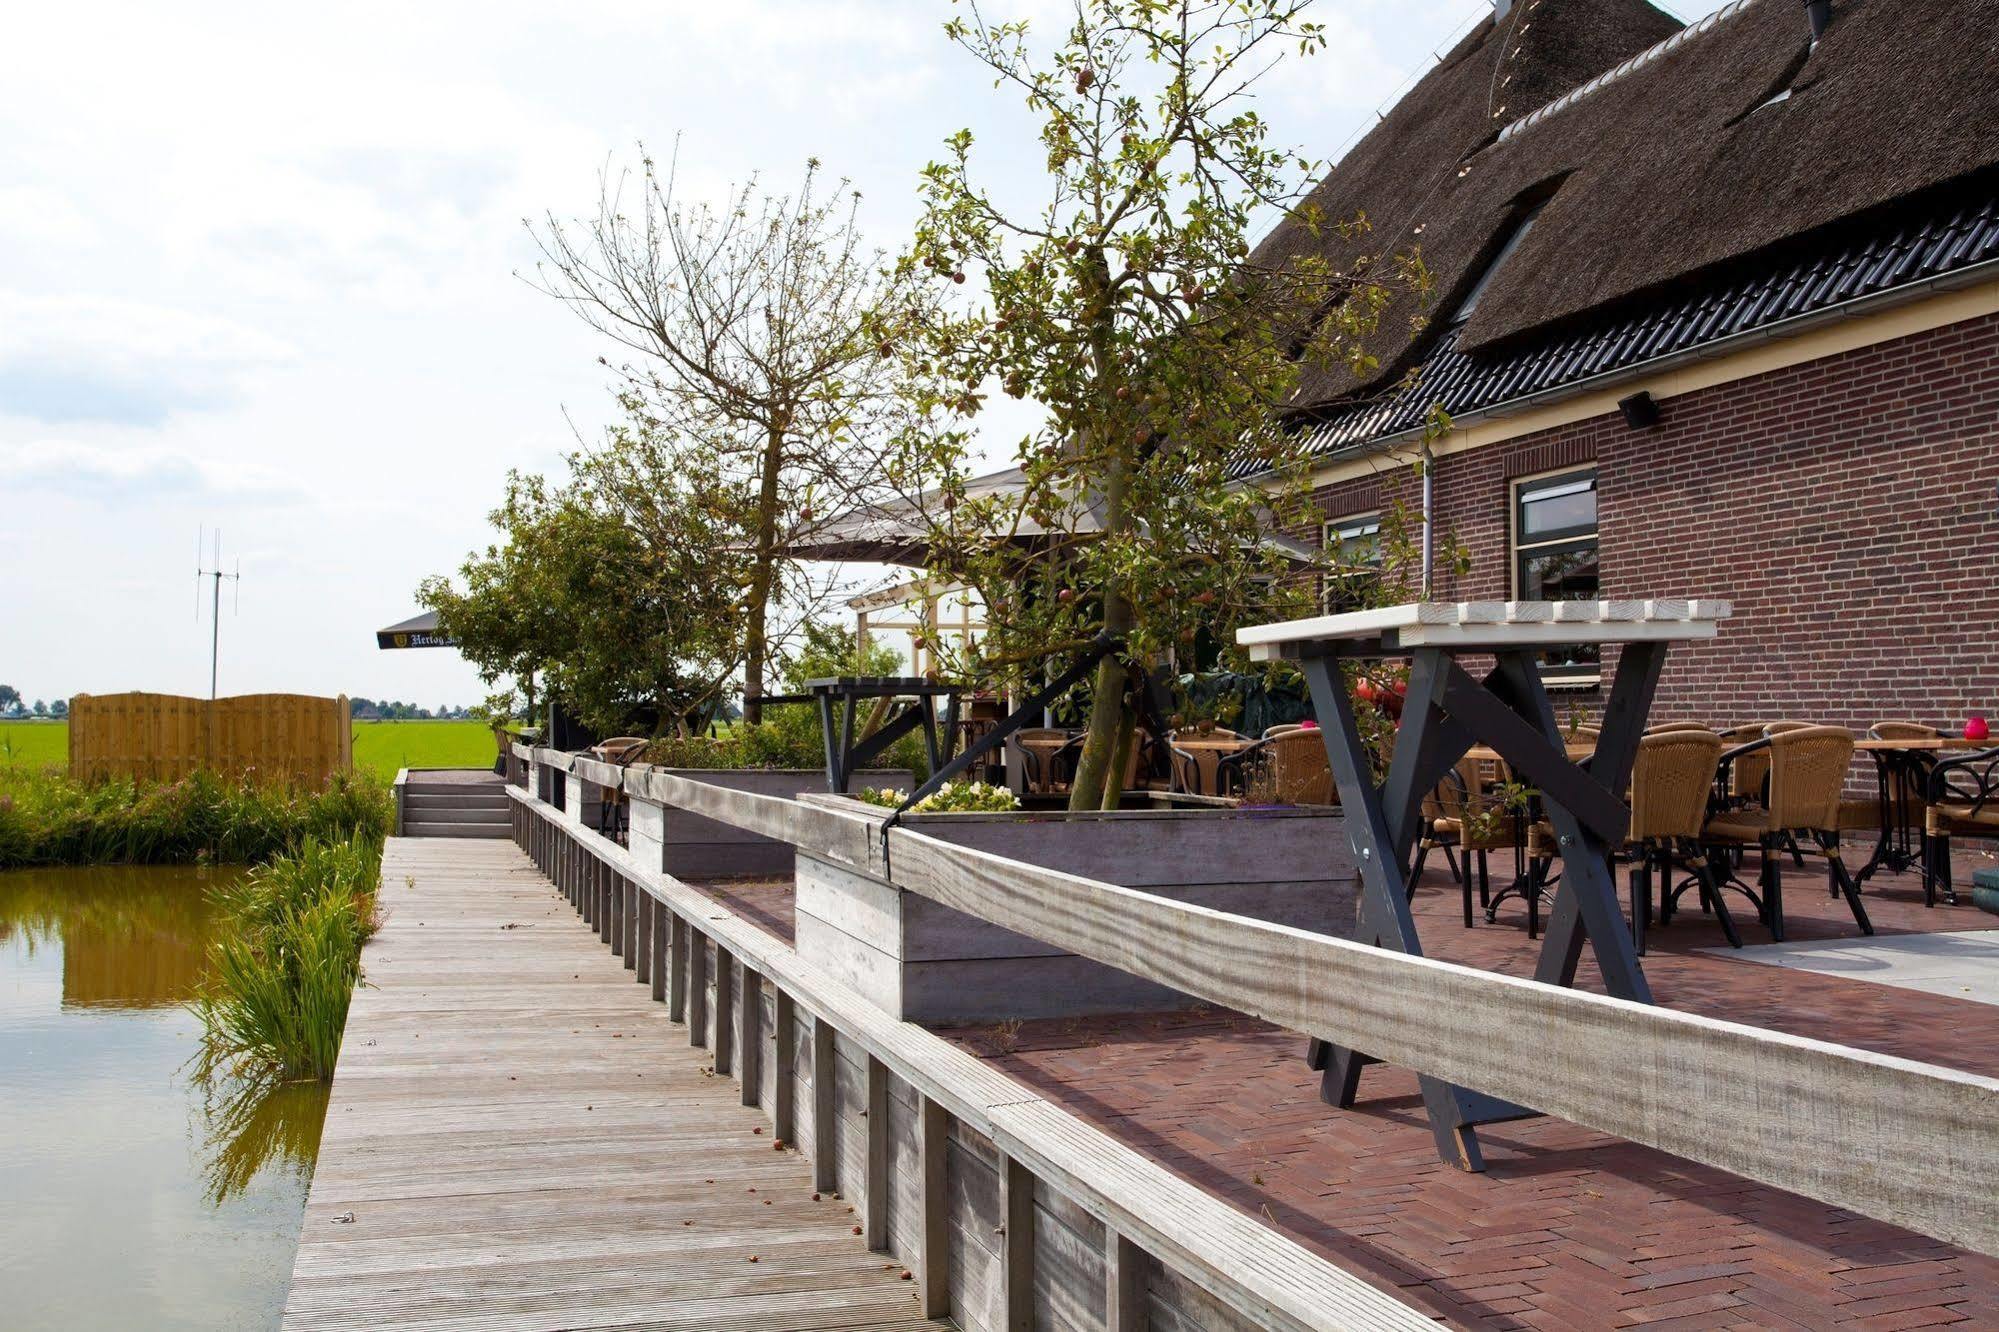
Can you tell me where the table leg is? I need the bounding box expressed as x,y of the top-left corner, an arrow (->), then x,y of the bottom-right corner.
817,695 -> 843,793
1486,647 -> 1657,1002
1301,651 -> 1504,1170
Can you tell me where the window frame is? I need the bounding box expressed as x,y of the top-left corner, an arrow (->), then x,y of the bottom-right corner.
1321,511 -> 1384,614
1509,466 -> 1601,687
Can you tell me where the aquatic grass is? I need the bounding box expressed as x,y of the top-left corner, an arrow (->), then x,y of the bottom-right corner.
193,834 -> 381,1086
0,769 -> 392,869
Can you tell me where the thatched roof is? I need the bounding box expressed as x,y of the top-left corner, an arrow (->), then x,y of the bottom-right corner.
1260,0 -> 1999,411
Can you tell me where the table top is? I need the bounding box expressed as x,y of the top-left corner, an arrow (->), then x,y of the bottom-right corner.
1173,736 -> 1255,753
802,676 -> 959,696
1853,737 -> 1994,752
1238,599 -> 1730,660
1464,743 -> 1596,764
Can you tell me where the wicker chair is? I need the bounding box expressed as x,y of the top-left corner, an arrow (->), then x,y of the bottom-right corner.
1922,745 -> 1999,905
1871,721 -> 1940,742
1629,729 -> 1739,951
1422,757 -> 1515,928
1222,728 -> 1335,806
1703,725 -> 1874,941
1646,720 -> 1716,735
589,736 -> 649,841
1011,728 -> 1082,794
1167,728 -> 1248,796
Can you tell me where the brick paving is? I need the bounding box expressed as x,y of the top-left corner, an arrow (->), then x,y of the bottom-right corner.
693,845 -> 1999,1329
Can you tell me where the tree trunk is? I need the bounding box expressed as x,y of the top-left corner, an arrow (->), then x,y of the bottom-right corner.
742,420 -> 788,727
1099,699 -> 1136,811
1067,251 -> 1135,812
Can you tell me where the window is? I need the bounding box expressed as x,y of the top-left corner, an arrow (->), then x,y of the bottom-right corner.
1453,203 -> 1543,325
1322,513 -> 1383,614
1512,468 -> 1599,683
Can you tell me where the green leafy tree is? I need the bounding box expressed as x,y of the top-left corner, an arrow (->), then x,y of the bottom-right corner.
526,153 -> 935,724
49,699 -> 68,719
892,0 -> 1422,808
421,466 -> 751,737
0,685 -> 19,713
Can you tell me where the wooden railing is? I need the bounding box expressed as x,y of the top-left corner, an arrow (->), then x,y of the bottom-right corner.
516,744 -> 1999,1267
509,746 -> 1436,1331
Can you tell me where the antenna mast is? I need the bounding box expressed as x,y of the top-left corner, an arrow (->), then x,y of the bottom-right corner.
196,528 -> 242,701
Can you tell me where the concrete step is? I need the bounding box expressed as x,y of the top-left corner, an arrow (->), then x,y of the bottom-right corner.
406,804 -> 508,825
405,794 -> 508,815
404,786 -> 506,803
403,820 -> 510,839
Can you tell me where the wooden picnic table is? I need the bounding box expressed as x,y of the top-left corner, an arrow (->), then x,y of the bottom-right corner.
803,676 -> 961,793
1238,596 -> 1731,1172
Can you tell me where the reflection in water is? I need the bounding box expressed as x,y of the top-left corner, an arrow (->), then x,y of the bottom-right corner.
200,1076 -> 331,1206
0,865 -> 326,1330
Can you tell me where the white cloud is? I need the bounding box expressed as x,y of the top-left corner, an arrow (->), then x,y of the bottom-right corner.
0,439 -> 303,503
0,292 -> 294,425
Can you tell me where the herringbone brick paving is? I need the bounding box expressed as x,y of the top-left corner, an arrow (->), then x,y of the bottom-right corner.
694,845 -> 1999,1329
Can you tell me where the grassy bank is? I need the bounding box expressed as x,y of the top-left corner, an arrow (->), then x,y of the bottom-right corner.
0,769 -> 392,869
0,718 -> 500,781
194,834 -> 381,1085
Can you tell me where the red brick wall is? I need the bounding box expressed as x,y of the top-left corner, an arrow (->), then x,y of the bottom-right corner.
1306,310 -> 1999,732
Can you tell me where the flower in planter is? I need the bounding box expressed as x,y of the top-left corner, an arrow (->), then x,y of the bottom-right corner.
856,782 -> 1019,814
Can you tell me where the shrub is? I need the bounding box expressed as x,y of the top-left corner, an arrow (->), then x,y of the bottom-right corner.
194,834 -> 380,1085
642,701 -> 930,778
858,781 -> 1018,814
0,769 -> 392,869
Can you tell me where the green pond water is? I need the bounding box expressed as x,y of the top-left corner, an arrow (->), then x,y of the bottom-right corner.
0,865 -> 327,1330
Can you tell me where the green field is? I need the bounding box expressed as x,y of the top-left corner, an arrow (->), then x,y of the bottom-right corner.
0,719 -> 499,782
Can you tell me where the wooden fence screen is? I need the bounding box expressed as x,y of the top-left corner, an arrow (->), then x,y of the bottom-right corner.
68,692 -> 352,786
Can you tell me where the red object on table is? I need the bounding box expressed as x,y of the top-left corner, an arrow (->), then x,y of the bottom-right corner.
1968,715 -> 1991,742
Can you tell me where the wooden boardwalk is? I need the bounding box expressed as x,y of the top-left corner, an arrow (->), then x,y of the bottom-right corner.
284,838 -> 934,1331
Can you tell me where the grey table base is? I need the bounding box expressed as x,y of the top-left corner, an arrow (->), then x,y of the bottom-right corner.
1299,639 -> 1666,1171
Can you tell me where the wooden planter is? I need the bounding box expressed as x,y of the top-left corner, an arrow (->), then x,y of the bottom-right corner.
625,768 -> 913,879
794,801 -> 1357,1023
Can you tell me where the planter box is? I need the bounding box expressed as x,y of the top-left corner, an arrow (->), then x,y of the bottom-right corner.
626,768 -> 912,879
795,801 -> 1357,1023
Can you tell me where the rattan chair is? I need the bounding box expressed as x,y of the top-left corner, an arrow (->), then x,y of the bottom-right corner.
590,737 -> 649,841
1223,728 -> 1335,806
1646,720 -> 1717,735
1422,757 -> 1515,928
1167,728 -> 1248,796
1012,728 -> 1082,794
1703,725 -> 1873,941
1871,721 -> 1940,742
1629,729 -> 1739,951
1922,745 -> 1999,905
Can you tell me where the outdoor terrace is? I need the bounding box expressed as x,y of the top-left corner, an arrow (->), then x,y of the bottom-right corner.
691,846 -> 1999,1329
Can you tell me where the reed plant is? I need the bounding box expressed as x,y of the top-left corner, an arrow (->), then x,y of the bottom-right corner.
193,834 -> 381,1085
0,769 -> 391,869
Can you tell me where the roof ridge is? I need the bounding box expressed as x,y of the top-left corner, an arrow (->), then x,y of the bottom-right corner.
1497,0 -> 1764,145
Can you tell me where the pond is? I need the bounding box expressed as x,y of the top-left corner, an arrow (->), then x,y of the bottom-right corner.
0,865 -> 327,1330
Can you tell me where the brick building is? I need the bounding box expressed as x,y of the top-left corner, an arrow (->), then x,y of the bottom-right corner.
1249,0 -> 1999,727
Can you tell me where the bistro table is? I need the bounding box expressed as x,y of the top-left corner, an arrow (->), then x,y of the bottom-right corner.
804,676 -> 961,794
1851,736 -> 1990,892
1171,734 -> 1256,796
1239,597 -> 1731,1171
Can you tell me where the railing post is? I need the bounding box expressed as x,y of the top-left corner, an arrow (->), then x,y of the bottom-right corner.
1106,1226 -> 1143,1332
635,889 -> 652,986
1000,1152 -> 1034,1332
623,877 -> 638,970
668,913 -> 688,1023
773,990 -> 796,1143
687,931 -> 708,1048
812,1018 -> 838,1194
864,1055 -> 889,1250
646,896 -> 664,999
739,965 -> 762,1109
918,1095 -> 949,1319
714,946 -> 735,1076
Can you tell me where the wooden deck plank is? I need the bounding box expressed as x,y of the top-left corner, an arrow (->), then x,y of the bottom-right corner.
284,838 -> 928,1332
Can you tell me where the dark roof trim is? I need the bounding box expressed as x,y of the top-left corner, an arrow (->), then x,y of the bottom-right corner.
1239,182 -> 1999,480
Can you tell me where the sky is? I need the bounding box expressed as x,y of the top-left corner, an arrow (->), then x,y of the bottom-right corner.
0,0 -> 1733,710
